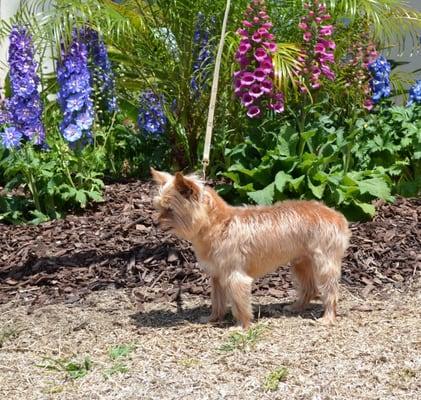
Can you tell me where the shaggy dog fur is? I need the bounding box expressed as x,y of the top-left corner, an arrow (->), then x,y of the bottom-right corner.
151,168 -> 351,328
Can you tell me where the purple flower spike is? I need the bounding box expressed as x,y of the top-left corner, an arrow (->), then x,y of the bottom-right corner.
247,105 -> 261,118
240,72 -> 255,86
260,59 -> 273,74
241,93 -> 254,107
249,84 -> 264,98
297,2 -> 336,91
271,101 -> 284,113
254,47 -> 268,62
57,30 -> 94,145
80,28 -> 118,113
5,26 -> 45,147
303,32 -> 312,42
253,68 -> 266,81
263,41 -> 277,52
233,0 -> 284,118
0,126 -> 22,149
319,25 -> 333,36
261,79 -> 273,93
191,13 -> 216,97
251,32 -> 262,43
238,41 -> 252,55
237,28 -> 249,38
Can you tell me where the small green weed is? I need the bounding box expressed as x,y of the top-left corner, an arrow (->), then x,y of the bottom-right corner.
108,343 -> 135,360
37,356 -> 92,379
219,324 -> 266,352
263,366 -> 289,391
103,343 -> 135,378
103,362 -> 130,378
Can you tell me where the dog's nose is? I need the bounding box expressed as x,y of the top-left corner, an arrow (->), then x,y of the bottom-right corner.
153,196 -> 161,209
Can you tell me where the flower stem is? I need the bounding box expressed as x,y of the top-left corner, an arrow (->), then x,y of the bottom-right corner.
23,147 -> 42,213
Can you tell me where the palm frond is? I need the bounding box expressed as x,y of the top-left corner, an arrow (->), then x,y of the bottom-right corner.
329,0 -> 421,52
273,43 -> 308,100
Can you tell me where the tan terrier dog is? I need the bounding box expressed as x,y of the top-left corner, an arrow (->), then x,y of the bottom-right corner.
151,168 -> 351,328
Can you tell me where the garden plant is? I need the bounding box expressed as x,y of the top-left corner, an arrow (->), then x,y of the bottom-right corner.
0,0 -> 420,223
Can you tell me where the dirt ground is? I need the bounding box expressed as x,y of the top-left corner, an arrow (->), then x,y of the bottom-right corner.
1,181 -> 420,399
1,283 -> 420,400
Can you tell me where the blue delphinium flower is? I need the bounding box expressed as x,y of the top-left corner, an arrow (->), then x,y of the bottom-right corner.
0,96 -> 11,125
0,126 -> 23,149
81,28 -> 118,113
7,26 -> 45,146
368,55 -> 391,103
407,79 -> 421,106
191,13 -> 215,96
137,90 -> 167,135
57,33 -> 94,144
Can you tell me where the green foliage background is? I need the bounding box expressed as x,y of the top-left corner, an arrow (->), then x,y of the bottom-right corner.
0,0 -> 420,223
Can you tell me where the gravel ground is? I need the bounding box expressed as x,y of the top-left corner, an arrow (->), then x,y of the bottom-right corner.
1,284 -> 420,400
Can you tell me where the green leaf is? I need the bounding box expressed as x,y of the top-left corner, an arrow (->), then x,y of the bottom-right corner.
357,177 -> 391,200
307,178 -> 326,199
352,200 -> 376,218
87,191 -> 104,202
274,171 -> 292,193
248,183 -> 275,205
29,210 -> 50,225
75,190 -> 88,207
301,130 -> 316,141
288,175 -> 305,192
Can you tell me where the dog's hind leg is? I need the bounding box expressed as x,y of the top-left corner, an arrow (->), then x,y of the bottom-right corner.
285,256 -> 318,313
312,250 -> 341,325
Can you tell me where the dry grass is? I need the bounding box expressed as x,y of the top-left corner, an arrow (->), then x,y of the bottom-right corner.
0,284 -> 420,400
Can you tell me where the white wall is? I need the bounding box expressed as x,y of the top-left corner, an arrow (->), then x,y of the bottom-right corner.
0,0 -> 22,94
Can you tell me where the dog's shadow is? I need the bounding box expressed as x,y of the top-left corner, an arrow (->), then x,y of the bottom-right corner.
130,299 -> 324,329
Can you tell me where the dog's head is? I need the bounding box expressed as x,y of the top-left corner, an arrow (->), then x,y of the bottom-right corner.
150,168 -> 208,240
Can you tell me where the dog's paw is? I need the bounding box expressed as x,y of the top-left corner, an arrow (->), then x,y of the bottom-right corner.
284,302 -> 305,313
199,314 -> 224,324
317,315 -> 336,326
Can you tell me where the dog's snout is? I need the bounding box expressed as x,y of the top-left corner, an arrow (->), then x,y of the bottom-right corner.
153,196 -> 161,209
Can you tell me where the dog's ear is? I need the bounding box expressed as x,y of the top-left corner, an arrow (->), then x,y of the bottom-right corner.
174,172 -> 200,199
150,168 -> 172,186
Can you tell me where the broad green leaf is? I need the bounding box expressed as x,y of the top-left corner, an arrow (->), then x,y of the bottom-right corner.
352,200 -> 376,218
342,174 -> 358,187
307,178 -> 326,199
357,178 -> 392,200
87,191 -> 104,202
288,175 -> 305,191
75,190 -> 88,207
274,171 -> 292,193
247,183 -> 275,206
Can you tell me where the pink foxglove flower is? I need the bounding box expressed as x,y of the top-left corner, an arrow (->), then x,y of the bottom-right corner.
247,105 -> 261,118
319,25 -> 333,36
297,1 -> 336,91
233,0 -> 284,118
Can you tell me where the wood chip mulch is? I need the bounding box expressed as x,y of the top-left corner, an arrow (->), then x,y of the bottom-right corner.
0,180 -> 419,306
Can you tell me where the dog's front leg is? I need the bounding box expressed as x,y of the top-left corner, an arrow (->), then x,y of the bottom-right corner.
226,271 -> 253,329
208,276 -> 227,323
